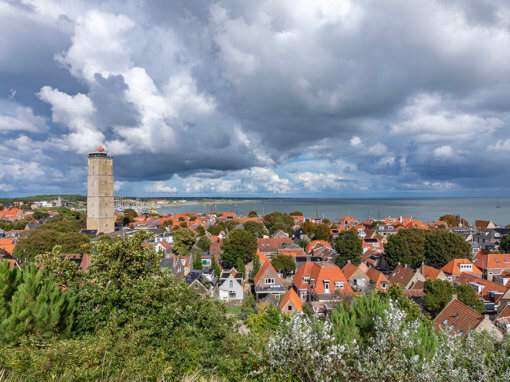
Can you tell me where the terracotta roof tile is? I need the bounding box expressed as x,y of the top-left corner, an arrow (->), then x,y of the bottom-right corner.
433,299 -> 483,337
280,288 -> 303,312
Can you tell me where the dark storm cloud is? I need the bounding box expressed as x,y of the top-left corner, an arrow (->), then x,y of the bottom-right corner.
2,0 -> 510,195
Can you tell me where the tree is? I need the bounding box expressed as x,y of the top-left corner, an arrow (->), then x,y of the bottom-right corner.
0,262 -> 75,344
211,255 -> 221,278
243,221 -> 267,238
384,228 -> 428,268
333,230 -> 362,268
423,279 -> 453,316
248,210 -> 258,217
439,214 -> 469,227
289,211 -> 303,217
313,223 -> 330,241
196,225 -> 206,236
236,257 -> 246,276
172,227 -> 196,256
14,219 -> 91,261
263,212 -> 282,229
271,254 -> 296,275
297,238 -> 309,249
193,252 -> 203,270
425,230 -> 471,268
208,224 -> 223,236
252,254 -> 261,278
124,208 -> 138,220
197,236 -> 212,252
301,221 -> 315,236
500,232 -> 510,253
220,229 -> 258,266
455,284 -> 485,314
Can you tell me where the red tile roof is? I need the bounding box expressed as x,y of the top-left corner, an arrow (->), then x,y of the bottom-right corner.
365,267 -> 389,291
433,298 -> 483,337
441,259 -> 482,276
456,273 -> 508,301
253,260 -> 283,286
293,261 -> 352,294
495,304 -> 510,323
418,263 -> 443,280
258,237 -> 293,252
306,240 -> 332,253
280,288 -> 303,312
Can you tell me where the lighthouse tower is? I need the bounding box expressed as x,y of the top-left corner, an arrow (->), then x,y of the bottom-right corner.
87,146 -> 114,233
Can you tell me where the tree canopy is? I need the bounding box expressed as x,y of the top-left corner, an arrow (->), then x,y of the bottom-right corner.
384,228 -> 471,268
333,230 -> 362,268
172,227 -> 196,256
243,221 -> 267,238
439,214 -> 469,227
313,223 -> 331,241
271,254 -> 296,275
220,229 -> 258,265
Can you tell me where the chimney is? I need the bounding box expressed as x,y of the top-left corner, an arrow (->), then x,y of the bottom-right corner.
347,260 -> 351,264
451,294 -> 457,301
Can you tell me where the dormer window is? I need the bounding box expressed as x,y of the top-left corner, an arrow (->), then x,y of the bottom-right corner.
303,276 -> 310,283
334,281 -> 344,290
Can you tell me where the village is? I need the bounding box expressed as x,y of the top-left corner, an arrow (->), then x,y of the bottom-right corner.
2,197 -> 510,340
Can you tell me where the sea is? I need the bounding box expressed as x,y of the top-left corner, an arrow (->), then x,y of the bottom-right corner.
157,198 -> 510,226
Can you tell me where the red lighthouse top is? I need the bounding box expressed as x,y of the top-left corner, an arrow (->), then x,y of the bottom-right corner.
97,146 -> 105,151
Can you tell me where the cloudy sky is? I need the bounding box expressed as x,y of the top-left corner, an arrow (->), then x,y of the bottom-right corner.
2,0 -> 510,197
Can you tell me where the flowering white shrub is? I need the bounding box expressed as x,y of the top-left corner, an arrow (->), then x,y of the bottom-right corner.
257,301 -> 510,381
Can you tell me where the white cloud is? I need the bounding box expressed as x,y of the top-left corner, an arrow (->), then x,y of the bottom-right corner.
0,102 -> 48,134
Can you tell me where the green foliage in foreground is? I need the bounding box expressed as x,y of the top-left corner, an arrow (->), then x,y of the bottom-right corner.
0,262 -> 75,344
2,232 -> 510,381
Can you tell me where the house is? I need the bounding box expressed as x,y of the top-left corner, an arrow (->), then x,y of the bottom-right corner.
342,262 -> 370,292
258,237 -> 293,255
441,259 -> 482,282
417,263 -> 447,281
293,261 -> 353,302
472,228 -> 510,252
278,243 -> 306,257
434,298 -> 502,340
0,238 -> 16,257
218,271 -> 244,301
366,267 -> 389,291
494,305 -> 510,334
61,253 -> 92,271
292,228 -> 308,241
0,208 -> 24,222
455,273 -> 510,311
475,220 -> 497,231
258,294 -> 280,310
310,245 -> 337,261
154,239 -> 172,254
388,264 -> 426,290
373,224 -> 396,238
253,260 -> 286,301
305,240 -> 332,254
186,269 -> 216,296
280,288 -> 303,314
472,252 -> 510,281
272,229 -> 290,238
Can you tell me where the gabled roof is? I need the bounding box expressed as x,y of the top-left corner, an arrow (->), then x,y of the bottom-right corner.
342,263 -> 366,279
306,240 -> 332,253
280,288 -> 303,312
253,260 -> 283,286
441,259 -> 482,275
495,304 -> 510,323
388,264 -> 417,287
419,263 -> 443,280
433,298 -> 483,337
473,253 -> 510,269
366,267 -> 389,290
293,261 -> 353,294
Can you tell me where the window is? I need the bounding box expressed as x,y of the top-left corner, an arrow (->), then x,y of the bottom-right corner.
324,282 -> 330,293
334,281 -> 344,289
448,323 -> 456,330
288,305 -> 292,311
229,291 -> 236,298
303,276 -> 310,283
443,318 -> 449,325
495,259 -> 500,263
381,282 -> 388,289
229,280 -> 233,288
505,259 -> 509,263
265,278 -> 275,285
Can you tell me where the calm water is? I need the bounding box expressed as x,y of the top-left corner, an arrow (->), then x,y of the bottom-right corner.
158,198 -> 510,225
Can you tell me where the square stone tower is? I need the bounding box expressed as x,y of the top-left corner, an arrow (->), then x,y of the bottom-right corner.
87,146 -> 115,233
